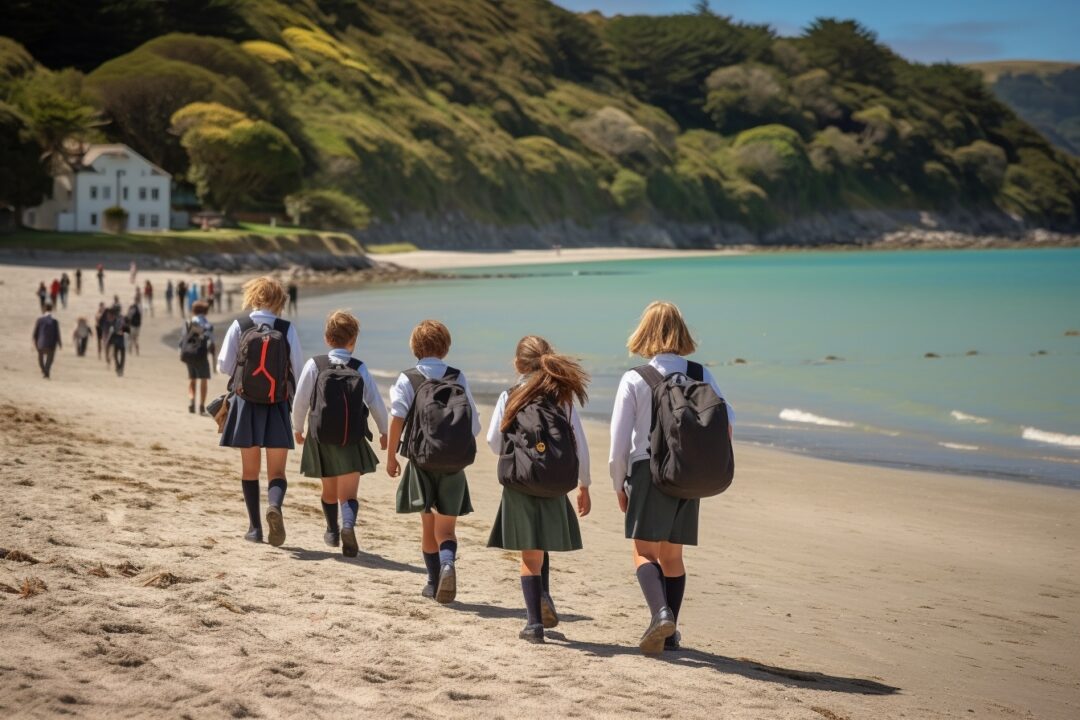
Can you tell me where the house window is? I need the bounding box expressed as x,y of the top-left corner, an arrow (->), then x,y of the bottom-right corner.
151,188 -> 159,201
90,213 -> 98,226
138,213 -> 146,228
122,187 -> 128,200
103,186 -> 111,200
90,186 -> 98,200
139,187 -> 147,201
150,214 -> 159,228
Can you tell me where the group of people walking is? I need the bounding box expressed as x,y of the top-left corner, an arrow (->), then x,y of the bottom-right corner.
209,277 -> 735,653
167,276 -> 229,318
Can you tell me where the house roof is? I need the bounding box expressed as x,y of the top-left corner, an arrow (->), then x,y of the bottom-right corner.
77,144 -> 171,178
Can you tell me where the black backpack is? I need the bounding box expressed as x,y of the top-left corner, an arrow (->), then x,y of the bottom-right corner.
308,355 -> 371,446
179,320 -> 209,363
230,317 -> 293,404
399,367 -> 476,473
497,390 -> 579,498
127,305 -> 141,327
635,361 -> 734,499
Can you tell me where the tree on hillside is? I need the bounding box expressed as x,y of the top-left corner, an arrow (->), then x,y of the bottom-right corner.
285,189 -> 370,230
799,19 -> 897,89
0,102 -> 51,223
170,102 -> 301,214
13,70 -> 105,173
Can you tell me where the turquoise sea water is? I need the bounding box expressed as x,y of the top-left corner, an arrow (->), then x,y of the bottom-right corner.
295,249 -> 1080,487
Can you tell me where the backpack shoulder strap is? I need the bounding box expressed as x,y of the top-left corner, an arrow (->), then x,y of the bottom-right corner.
313,355 -> 332,373
633,364 -> 665,389
442,366 -> 461,383
403,368 -> 425,393
273,318 -> 290,334
686,361 -> 704,381
347,358 -> 362,371
237,316 -> 255,333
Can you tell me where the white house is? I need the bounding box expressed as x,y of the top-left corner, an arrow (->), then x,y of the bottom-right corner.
22,143 -> 173,232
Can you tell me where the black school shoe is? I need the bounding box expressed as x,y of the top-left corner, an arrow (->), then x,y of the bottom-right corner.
435,563 -> 457,604
188,401 -> 195,414
244,527 -> 263,543
324,530 -> 340,547
340,527 -> 359,558
265,506 -> 286,547
421,583 -> 436,599
639,607 -> 676,655
664,630 -> 682,651
519,623 -> 545,643
540,593 -> 559,629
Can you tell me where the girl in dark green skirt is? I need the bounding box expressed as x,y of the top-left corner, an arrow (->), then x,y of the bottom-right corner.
486,336 -> 591,643
609,302 -> 735,654
292,311 -> 388,557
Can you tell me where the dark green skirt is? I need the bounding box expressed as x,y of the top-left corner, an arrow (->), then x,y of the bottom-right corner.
300,437 -> 379,478
395,461 -> 473,516
624,460 -> 700,545
487,485 -> 583,552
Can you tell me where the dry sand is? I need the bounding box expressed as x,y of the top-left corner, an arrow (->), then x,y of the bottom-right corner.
378,247 -> 742,270
1,260 -> 1078,720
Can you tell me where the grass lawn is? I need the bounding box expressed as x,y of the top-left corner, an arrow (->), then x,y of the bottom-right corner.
362,242 -> 419,254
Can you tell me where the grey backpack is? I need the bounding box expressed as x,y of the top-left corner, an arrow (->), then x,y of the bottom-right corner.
497,391 -> 579,498
399,367 -> 476,473
634,361 -> 734,499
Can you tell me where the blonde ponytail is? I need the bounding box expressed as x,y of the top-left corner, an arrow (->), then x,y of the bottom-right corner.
501,337 -> 589,432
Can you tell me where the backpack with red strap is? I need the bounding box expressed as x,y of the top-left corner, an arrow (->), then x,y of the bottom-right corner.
230,317 -> 293,404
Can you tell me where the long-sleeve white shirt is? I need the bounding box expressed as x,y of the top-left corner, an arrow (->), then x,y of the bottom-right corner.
486,388 -> 592,488
608,353 -> 735,492
216,310 -> 304,381
388,357 -> 482,436
291,348 -> 389,436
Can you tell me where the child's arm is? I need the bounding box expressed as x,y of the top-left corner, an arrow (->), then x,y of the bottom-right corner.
702,366 -> 735,439
485,391 -> 507,455
608,373 -> 637,511
291,359 -> 317,444
571,404 -> 591,517
458,371 -> 483,436
361,366 -> 389,450
386,416 -> 405,478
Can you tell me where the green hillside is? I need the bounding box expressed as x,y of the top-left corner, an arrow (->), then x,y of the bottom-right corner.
969,61 -> 1080,157
3,0 -> 1080,240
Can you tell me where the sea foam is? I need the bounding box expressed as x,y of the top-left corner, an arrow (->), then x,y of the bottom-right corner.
1022,427 -> 1080,449
939,442 -> 980,451
779,409 -> 855,428
951,410 -> 990,424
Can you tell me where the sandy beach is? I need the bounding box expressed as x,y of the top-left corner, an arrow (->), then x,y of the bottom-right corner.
1,260 -> 1079,719
379,247 -> 743,270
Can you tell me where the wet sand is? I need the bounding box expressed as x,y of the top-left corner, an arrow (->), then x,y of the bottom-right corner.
1,262 -> 1079,719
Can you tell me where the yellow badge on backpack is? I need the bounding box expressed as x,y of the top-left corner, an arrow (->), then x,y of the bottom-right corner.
535,441 -> 546,453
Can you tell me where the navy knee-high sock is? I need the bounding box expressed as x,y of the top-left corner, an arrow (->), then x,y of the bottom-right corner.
241,480 -> 261,530
439,539 -> 457,566
664,574 -> 686,623
267,477 -> 287,509
541,551 -> 551,594
636,562 -> 668,617
321,501 -> 339,532
422,552 -> 440,585
341,499 -> 359,530
521,575 -> 543,625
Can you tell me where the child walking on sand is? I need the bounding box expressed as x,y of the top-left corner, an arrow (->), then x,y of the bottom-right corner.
386,320 -> 480,602
292,311 -> 388,556
73,317 -> 91,357
486,336 -> 591,643
609,302 -> 735,654
217,277 -> 303,546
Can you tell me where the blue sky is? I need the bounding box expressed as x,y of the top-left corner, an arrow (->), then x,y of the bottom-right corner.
554,1 -> 1080,63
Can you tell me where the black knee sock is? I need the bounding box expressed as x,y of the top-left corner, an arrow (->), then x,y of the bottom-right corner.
241,480 -> 261,530
665,574 -> 686,623
321,501 -> 339,532
438,539 -> 457,566
636,562 -> 668,617
541,551 -> 551,595
341,499 -> 358,530
422,552 -> 440,585
267,477 -> 287,509
521,575 -> 543,625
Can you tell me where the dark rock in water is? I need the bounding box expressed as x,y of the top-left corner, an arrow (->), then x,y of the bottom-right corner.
965,350 -> 979,356
732,358 -> 748,365
1033,350 -> 1048,356
924,352 -> 940,358
1066,329 -> 1080,337
824,355 -> 843,361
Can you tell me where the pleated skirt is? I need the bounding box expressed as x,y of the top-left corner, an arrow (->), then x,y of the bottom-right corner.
300,436 -> 378,478
395,461 -> 473,516
487,485 -> 582,552
219,396 -> 294,449
624,460 -> 700,545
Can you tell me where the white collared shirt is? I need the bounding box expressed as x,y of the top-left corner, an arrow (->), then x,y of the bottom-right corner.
486,387 -> 591,488
608,353 -> 735,492
216,310 -> 303,380
389,357 -> 482,436
292,347 -> 389,436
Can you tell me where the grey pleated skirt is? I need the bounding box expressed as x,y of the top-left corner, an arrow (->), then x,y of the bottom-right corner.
624,460 -> 700,545
219,396 -> 294,449
300,437 -> 378,478
487,485 -> 582,552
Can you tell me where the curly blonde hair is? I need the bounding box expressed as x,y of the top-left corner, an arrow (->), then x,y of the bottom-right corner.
241,276 -> 288,315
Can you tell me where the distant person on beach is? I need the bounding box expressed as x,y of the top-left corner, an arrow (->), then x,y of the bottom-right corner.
217,277 -> 303,546
386,320 -> 480,603
176,280 -> 187,319
36,282 -> 47,312
143,280 -> 153,316
49,278 -> 60,308
32,302 -> 61,379
73,317 -> 91,357
74,268 -> 82,295
129,261 -> 137,284
188,283 -> 198,314
287,282 -> 298,315
59,273 -> 70,309
292,311 -> 388,557
126,300 -> 142,356
94,302 -> 107,359
96,264 -> 105,294
165,280 -> 174,315
608,301 -> 735,654
207,278 -> 216,312
179,300 -> 216,414
108,307 -> 130,376
485,336 -> 591,643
